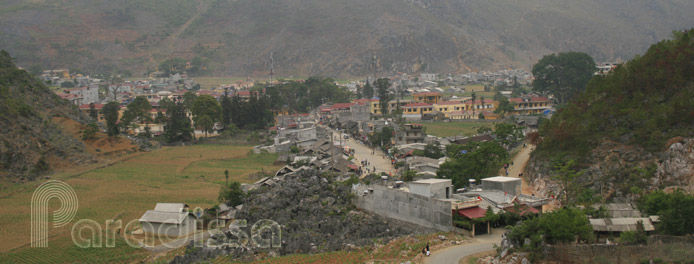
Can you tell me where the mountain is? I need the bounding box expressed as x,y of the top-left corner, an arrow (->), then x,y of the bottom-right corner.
0,50 -> 94,181
526,30 -> 694,201
3,0 -> 694,77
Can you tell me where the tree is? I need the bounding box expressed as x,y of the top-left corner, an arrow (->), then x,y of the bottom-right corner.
375,78 -> 391,115
552,159 -> 583,206
88,102 -> 98,120
221,92 -> 233,126
470,92 -> 477,116
638,190 -> 694,236
494,94 -> 515,117
532,52 -> 596,104
369,126 -> 394,148
493,123 -> 523,148
439,141 -> 509,188
414,143 -> 444,159
159,58 -> 187,76
403,170 -> 417,182
218,181 -> 245,207
182,91 -> 197,111
154,111 -> 166,124
363,81 -> 374,99
191,95 -> 222,138
101,102 -> 121,138
81,123 -> 99,140
165,99 -> 193,142
121,96 -> 152,133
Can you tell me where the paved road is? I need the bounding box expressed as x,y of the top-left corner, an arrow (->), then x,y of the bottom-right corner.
327,128 -> 395,178
424,231 -> 503,264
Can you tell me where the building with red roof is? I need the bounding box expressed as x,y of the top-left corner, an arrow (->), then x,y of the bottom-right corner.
508,96 -> 553,115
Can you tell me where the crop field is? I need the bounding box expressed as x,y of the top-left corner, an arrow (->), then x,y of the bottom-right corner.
0,144 -> 280,263
419,121 -> 496,138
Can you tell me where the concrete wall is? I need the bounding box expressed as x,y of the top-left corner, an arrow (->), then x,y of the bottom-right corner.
141,216 -> 196,237
354,185 -> 452,231
482,178 -> 521,196
545,235 -> 694,264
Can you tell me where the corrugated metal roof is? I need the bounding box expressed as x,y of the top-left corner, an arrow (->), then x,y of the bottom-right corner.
590,218 -> 655,232
154,203 -> 187,213
139,210 -> 190,224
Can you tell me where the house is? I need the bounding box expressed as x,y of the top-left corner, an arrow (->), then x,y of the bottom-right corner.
64,85 -> 99,105
465,99 -> 498,112
409,178 -> 453,199
449,110 -> 478,120
433,101 -> 465,117
402,102 -> 433,120
139,203 -> 197,237
481,176 -> 522,196
405,156 -> 440,178
420,73 -> 437,82
508,96 -> 552,115
453,205 -> 492,236
480,111 -> 499,120
413,92 -> 442,104
590,217 -> 656,243
422,111 -> 446,121
395,123 -> 425,144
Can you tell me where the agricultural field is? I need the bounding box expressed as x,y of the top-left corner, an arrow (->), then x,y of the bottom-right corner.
419,121 -> 496,138
0,144 -> 280,263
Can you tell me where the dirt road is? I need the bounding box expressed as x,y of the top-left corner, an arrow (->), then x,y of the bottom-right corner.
423,230 -> 503,264
328,129 -> 395,179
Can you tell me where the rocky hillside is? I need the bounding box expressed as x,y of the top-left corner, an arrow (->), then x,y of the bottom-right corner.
0,50 -> 94,181
3,0 -> 694,77
172,169 -> 430,263
526,30 -> 694,201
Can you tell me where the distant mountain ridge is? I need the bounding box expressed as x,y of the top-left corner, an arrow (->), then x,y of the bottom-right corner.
2,0 -> 694,77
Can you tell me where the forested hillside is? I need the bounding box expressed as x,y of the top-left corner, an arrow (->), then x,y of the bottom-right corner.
3,0 -> 694,77
0,51 -> 93,181
527,30 -> 694,201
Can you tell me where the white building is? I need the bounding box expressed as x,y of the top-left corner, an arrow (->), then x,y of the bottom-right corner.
139,203 -> 196,237
408,179 -> 453,199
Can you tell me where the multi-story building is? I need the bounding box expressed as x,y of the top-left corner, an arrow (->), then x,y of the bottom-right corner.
413,92 -> 442,104
508,97 -> 552,115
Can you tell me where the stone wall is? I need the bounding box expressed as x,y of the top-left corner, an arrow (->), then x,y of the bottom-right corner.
545,235 -> 694,264
354,185 -> 452,231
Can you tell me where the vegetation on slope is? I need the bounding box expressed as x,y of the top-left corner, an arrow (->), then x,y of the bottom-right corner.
0,50 -> 93,180
536,29 -> 694,160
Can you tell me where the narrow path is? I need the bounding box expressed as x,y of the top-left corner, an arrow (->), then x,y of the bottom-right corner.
504,144 -> 535,196
166,0 -> 209,51
424,231 -> 503,264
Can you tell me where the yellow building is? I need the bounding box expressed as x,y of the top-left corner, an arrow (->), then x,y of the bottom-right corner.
413,92 -> 442,104
464,99 -> 498,112
403,102 -> 434,116
370,99 -> 413,115
433,101 -> 466,117
449,110 -> 478,120
508,97 -> 553,115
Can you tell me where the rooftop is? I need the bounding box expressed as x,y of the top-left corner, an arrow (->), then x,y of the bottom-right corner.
483,176 -> 521,183
411,178 -> 451,185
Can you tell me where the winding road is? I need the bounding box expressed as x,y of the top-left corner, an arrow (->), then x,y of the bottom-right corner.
424,231 -> 503,264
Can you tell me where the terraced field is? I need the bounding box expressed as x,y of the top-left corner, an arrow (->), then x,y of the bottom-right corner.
0,144 -> 280,263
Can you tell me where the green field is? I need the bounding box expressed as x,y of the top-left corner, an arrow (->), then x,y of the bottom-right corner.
0,144 -> 280,263
420,121 -> 496,138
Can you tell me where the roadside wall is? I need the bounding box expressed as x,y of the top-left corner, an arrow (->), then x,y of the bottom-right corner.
354,185 -> 452,231
545,235 -> 694,264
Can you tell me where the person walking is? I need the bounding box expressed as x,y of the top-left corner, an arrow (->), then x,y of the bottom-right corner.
426,243 -> 430,256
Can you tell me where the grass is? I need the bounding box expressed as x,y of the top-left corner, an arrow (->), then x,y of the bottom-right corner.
419,121 -> 496,138
0,144 -> 281,263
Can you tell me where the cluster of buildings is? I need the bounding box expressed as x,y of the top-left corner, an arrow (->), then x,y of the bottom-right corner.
317,90 -> 552,122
